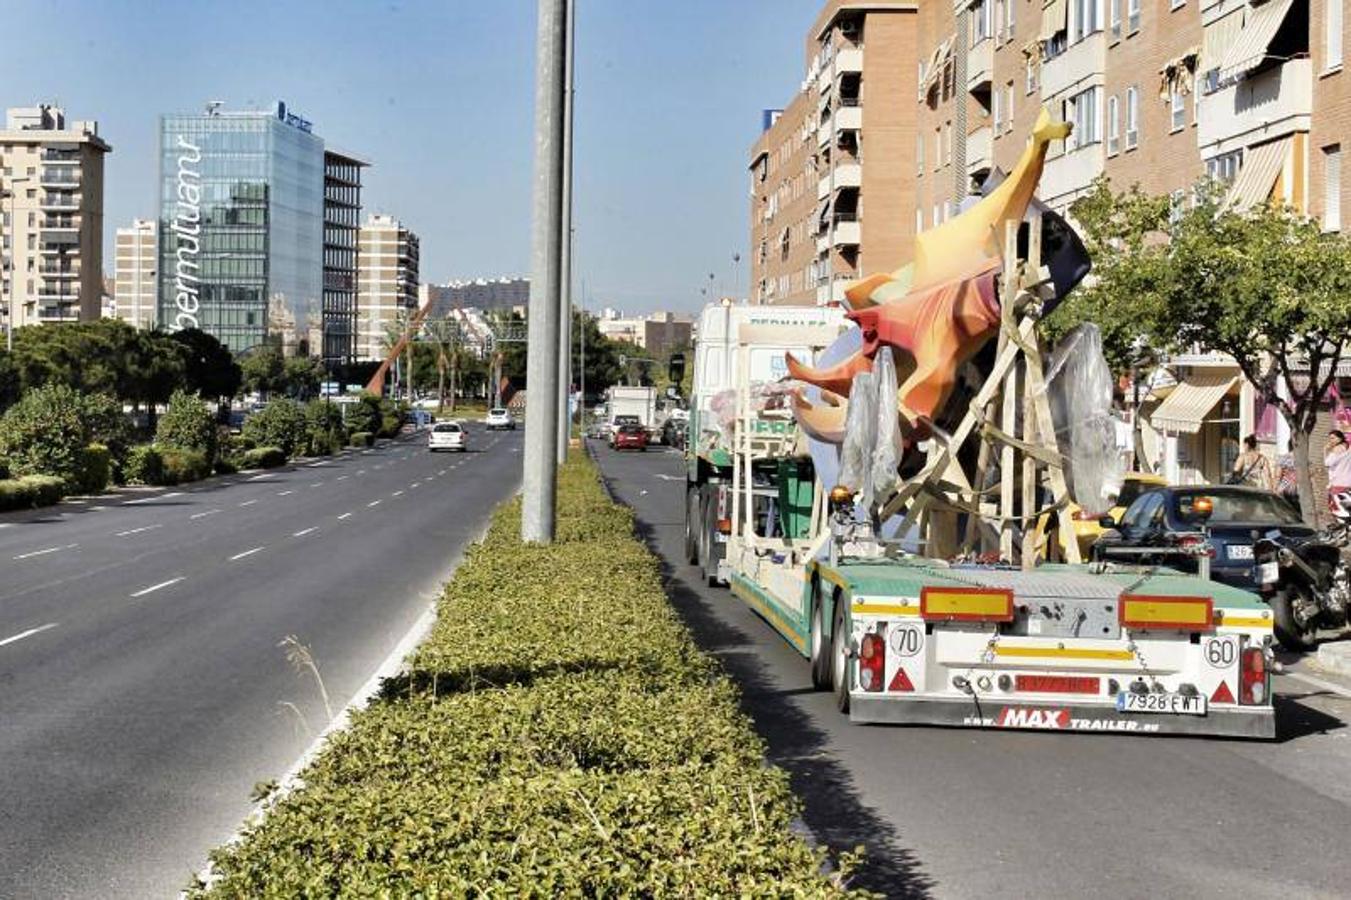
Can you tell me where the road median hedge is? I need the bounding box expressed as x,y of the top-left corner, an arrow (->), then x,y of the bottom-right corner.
191,453 -> 859,896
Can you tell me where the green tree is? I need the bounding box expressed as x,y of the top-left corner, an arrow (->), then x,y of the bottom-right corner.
343,392 -> 385,436
0,384 -> 93,484
240,343 -> 286,397
242,399 -> 307,456
172,328 -> 243,403
156,390 -> 219,463
282,356 -> 327,400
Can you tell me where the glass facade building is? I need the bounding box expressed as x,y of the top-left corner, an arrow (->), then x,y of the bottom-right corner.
158,107 -> 330,355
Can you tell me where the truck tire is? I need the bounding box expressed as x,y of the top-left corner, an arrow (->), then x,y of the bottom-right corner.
1271,585 -> 1319,651
700,487 -> 722,587
809,581 -> 831,691
831,595 -> 850,714
685,488 -> 700,565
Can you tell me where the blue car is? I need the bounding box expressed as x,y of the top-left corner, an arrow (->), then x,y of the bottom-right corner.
1092,485 -> 1313,590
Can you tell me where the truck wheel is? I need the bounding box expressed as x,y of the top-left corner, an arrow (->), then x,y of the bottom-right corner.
831,595 -> 850,714
1271,585 -> 1319,651
809,581 -> 831,691
685,488 -> 700,565
701,488 -> 721,587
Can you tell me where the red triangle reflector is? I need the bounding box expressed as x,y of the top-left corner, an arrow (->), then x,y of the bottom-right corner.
889,668 -> 915,692
1210,681 -> 1235,705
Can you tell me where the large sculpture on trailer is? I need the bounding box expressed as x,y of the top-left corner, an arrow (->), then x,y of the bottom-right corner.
788,108 -> 1089,452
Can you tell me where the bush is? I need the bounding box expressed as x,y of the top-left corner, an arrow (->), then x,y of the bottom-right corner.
304,401 -> 345,457
0,383 -> 89,484
123,444 -> 164,486
158,448 -> 211,485
348,431 -> 374,448
74,444 -> 112,495
0,475 -> 66,511
342,392 -> 384,436
379,413 -> 401,439
157,390 -> 218,463
241,446 -> 287,470
214,457 -> 239,476
242,399 -> 307,457
189,454 -> 854,897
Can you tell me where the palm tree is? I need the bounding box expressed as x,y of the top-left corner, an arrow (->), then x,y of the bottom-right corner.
421,316 -> 461,412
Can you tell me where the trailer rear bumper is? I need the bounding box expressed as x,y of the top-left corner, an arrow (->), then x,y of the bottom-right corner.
850,695 -> 1276,739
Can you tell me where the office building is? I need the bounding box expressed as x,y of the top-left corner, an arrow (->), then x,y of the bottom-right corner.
157,101 -> 364,356
749,2 -> 921,306
113,218 -> 157,328
323,149 -> 367,363
356,214 -> 420,361
596,308 -> 694,356
423,276 -> 531,317
0,104 -> 110,327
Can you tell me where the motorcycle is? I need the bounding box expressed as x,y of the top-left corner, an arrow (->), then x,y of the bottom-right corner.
1253,497 -> 1351,651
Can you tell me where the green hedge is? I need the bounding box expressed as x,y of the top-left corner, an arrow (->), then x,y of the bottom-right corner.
123,445 -> 164,486
348,431 -> 374,448
189,454 -> 856,896
0,474 -> 66,511
74,444 -> 112,495
160,448 -> 211,485
241,446 -> 287,470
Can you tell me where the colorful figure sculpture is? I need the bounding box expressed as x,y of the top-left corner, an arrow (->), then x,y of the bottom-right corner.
789,109 -> 1072,445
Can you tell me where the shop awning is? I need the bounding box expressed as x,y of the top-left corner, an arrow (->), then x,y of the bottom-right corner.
1223,135 -> 1291,212
1040,0 -> 1068,42
1217,0 -> 1295,83
1151,373 -> 1239,433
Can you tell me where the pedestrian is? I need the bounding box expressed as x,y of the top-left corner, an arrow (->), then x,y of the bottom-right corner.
1229,434 -> 1274,490
1325,430 -> 1351,513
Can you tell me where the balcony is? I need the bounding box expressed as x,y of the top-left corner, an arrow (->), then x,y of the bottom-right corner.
966,126 -> 993,176
836,47 -> 863,74
37,286 -> 79,301
968,38 -> 994,91
39,230 -> 78,246
40,193 -> 80,210
41,149 -> 80,164
834,105 -> 863,133
37,304 -> 79,322
1197,58 -> 1312,153
831,215 -> 861,247
41,266 -> 79,279
1040,32 -> 1106,99
43,216 -> 80,231
1040,142 -> 1105,206
39,169 -> 81,188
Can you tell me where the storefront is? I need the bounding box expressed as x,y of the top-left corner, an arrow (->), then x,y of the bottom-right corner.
1144,359 -> 1252,485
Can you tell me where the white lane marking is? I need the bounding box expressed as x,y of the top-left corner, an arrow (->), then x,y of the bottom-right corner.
190,509 -> 221,520
163,492 -> 185,499
392,490 -> 404,497
277,490 -> 294,497
1282,670 -> 1351,701
336,475 -> 349,481
306,461 -> 328,468
292,527 -> 317,537
357,470 -> 367,476
438,470 -> 447,476
13,545 -> 70,560
90,505 -> 110,511
130,576 -> 184,597
367,500 -> 382,508
116,524 -> 162,537
123,496 -> 161,506
0,523 -> 10,529
410,482 -> 421,489
654,474 -> 682,482
337,512 -> 352,520
310,482 -> 324,488
0,622 -> 59,648
229,547 -> 265,561
239,499 -> 258,507
247,473 -> 276,482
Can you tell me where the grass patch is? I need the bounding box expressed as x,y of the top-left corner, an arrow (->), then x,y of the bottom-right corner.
191,453 -> 860,896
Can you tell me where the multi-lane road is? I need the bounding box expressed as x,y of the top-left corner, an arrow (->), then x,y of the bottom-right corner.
594,442 -> 1351,900
0,423 -> 522,899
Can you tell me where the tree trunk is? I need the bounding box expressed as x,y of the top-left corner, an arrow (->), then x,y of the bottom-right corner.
437,354 -> 447,410
450,354 -> 458,413
1292,427 -> 1319,527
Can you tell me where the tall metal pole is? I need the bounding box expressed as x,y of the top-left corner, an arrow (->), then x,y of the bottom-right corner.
578,277 -> 586,435
523,0 -> 569,543
556,0 -> 577,464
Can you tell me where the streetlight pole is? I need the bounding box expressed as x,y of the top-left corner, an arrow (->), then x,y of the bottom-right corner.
555,0 -> 577,465
523,0 -> 570,543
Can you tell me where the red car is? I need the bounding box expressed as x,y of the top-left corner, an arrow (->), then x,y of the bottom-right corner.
612,423 -> 649,451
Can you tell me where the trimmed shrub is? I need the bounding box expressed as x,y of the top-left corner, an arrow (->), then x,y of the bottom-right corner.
242,399 -> 307,457
123,444 -> 164,486
241,446 -> 286,470
157,390 -> 218,463
74,444 -> 112,495
304,401 -> 345,457
342,392 -> 384,436
0,383 -> 88,484
214,457 -> 239,476
189,454 -> 856,896
379,413 -> 401,439
348,431 -> 374,448
0,475 -> 66,511
159,448 -> 210,485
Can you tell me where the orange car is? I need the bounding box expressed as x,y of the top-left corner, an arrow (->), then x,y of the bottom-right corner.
1036,472 -> 1169,561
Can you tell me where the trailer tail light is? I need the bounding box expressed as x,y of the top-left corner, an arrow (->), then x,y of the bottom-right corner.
920,587 -> 1014,623
1240,647 -> 1267,705
716,518 -> 732,534
858,633 -> 885,692
1118,595 -> 1214,632
1014,675 -> 1100,695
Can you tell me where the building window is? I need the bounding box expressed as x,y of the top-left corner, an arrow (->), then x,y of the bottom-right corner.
1170,90 -> 1185,132
1005,83 -> 1015,133
933,203 -> 940,226
1110,0 -> 1122,38
935,129 -> 942,171
994,88 -> 1004,133
1026,55 -> 1038,94
1005,0 -> 1014,40
1170,0 -> 1185,9
945,122 -> 954,165
1329,0 -> 1344,71
1206,149 -> 1242,184
916,207 -> 925,232
1066,87 -> 1101,148
1325,145 -> 1342,232
1127,0 -> 1140,33
1107,95 -> 1120,155
917,133 -> 925,175
1072,0 -> 1101,43
971,0 -> 993,46
1125,85 -> 1139,149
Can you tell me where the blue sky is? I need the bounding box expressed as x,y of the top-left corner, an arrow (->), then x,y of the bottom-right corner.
0,0 -> 824,314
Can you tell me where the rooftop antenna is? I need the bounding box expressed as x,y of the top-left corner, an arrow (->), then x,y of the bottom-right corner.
205,100 -> 225,116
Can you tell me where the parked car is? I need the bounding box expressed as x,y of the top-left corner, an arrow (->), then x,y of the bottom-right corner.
428,421 -> 467,452
1035,471 -> 1169,561
586,418 -> 609,440
612,422 -> 649,451
485,408 -> 515,431
1091,485 -> 1313,590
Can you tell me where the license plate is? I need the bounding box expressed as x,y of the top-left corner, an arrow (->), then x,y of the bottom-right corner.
1228,544 -> 1253,560
1256,561 -> 1280,585
1116,691 -> 1207,716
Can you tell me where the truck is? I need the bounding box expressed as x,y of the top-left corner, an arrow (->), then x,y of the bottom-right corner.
684,112 -> 1276,738
607,386 -> 657,441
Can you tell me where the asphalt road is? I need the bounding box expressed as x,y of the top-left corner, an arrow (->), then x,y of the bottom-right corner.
0,423 -> 522,899
594,441 -> 1351,900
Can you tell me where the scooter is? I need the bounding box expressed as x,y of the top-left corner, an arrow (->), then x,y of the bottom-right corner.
1253,497 -> 1351,650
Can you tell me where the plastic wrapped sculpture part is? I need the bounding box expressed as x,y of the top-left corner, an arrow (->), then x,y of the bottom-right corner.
788,108 -> 1074,446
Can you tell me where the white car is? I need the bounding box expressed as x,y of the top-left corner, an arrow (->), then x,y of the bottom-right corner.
485,408 -> 515,430
428,421 -> 466,452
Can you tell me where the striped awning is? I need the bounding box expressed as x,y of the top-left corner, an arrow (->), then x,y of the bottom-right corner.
1041,0 -> 1068,42
1151,373 -> 1239,434
1201,8 -> 1248,74
1217,0 -> 1295,83
1223,135 -> 1291,212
